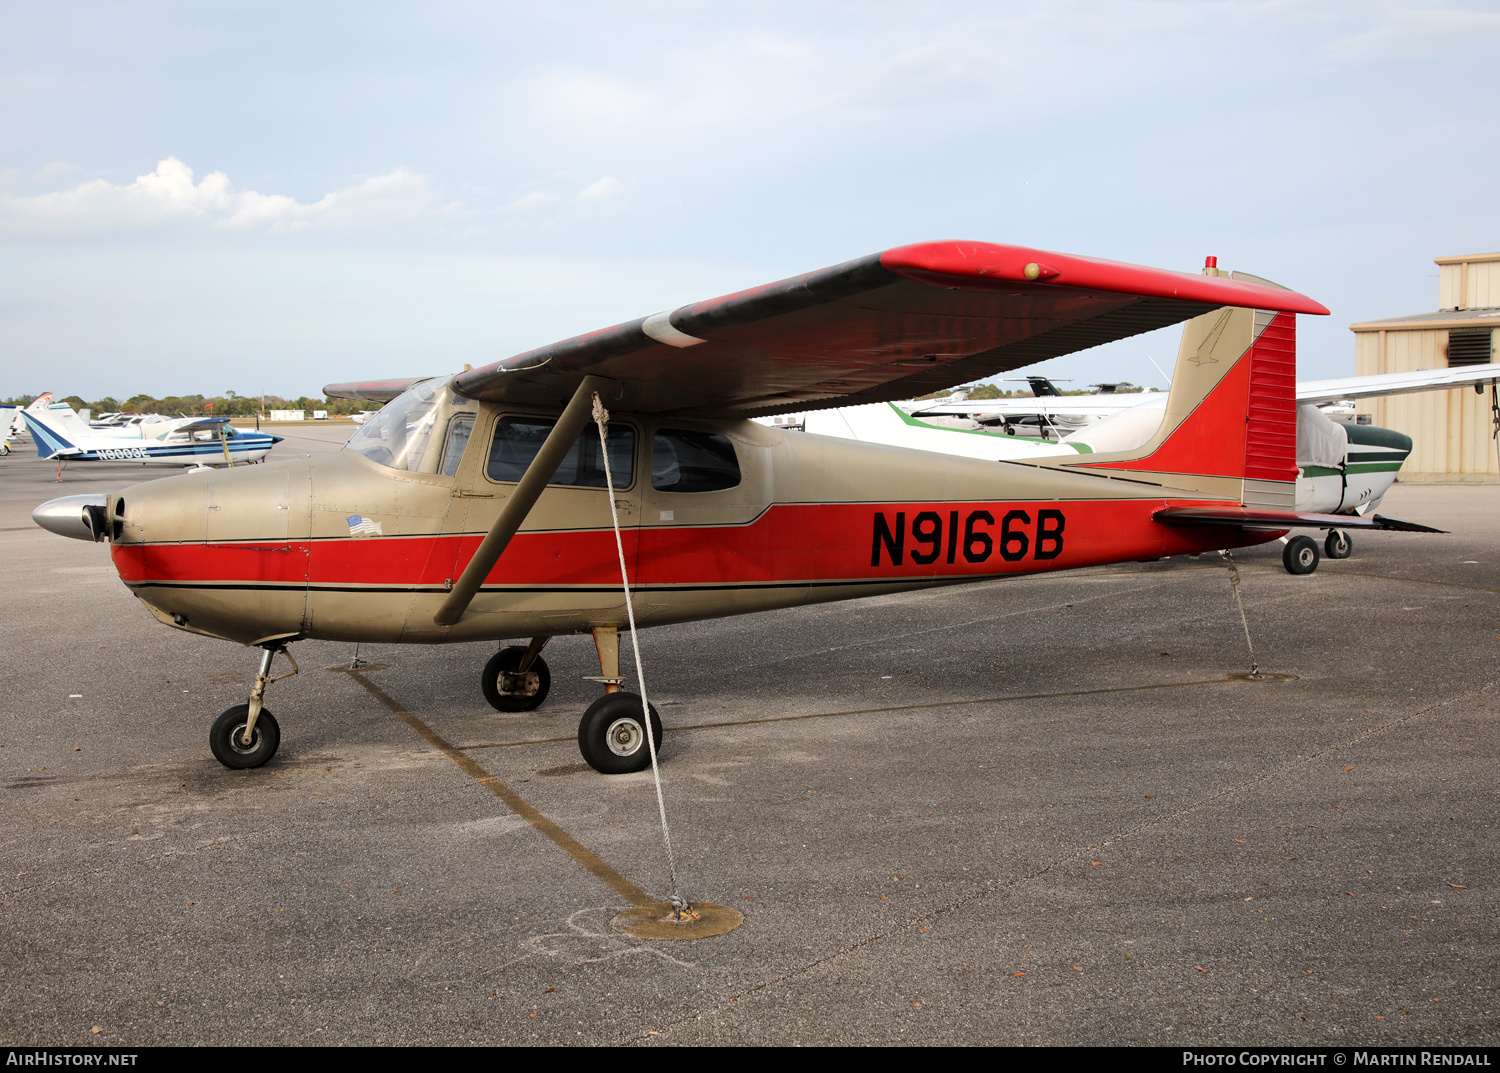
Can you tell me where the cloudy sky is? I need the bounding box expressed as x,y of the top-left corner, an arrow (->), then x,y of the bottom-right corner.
2,1 -> 1497,399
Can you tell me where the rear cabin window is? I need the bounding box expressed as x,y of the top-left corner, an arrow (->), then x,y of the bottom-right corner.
652,429 -> 741,492
486,417 -> 635,488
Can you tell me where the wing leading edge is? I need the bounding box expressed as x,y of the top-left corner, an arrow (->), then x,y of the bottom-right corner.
446,241 -> 1328,418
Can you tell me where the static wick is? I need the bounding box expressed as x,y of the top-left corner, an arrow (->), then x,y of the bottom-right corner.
1221,549 -> 1262,679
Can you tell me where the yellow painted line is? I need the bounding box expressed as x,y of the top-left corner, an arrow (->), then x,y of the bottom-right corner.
344,669 -> 652,908
457,674 -> 1268,751
1314,567 -> 1500,595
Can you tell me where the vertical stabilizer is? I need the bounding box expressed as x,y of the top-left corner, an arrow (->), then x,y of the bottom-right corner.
21,410 -> 79,458
1058,305 -> 1298,506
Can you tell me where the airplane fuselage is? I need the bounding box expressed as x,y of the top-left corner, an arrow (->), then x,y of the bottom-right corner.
106,409 -> 1275,647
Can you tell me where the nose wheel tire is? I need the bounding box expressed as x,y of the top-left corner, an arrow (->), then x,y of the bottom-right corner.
1282,535 -> 1321,575
1325,529 -> 1352,559
481,647 -> 552,712
209,704 -> 280,769
578,693 -> 664,774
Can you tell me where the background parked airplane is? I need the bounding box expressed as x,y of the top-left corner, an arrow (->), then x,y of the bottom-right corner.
22,403 -> 281,469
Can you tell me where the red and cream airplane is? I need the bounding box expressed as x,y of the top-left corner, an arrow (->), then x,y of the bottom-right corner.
31,241 -> 1440,773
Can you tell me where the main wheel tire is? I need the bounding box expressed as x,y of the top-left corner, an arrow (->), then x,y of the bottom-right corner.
481,647 -> 551,712
1325,529 -> 1352,559
209,704 -> 280,769
577,693 -> 664,774
1282,535 -> 1321,575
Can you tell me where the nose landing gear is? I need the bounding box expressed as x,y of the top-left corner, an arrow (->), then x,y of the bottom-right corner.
209,644 -> 298,769
481,636 -> 552,712
1324,528 -> 1352,559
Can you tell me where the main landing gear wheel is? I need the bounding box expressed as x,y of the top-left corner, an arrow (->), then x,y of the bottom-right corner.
1325,529 -> 1352,559
578,693 -> 663,775
209,704 -> 281,769
481,646 -> 551,712
1282,535 -> 1321,575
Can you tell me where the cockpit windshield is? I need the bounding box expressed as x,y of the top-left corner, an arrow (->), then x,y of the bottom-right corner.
345,377 -> 462,474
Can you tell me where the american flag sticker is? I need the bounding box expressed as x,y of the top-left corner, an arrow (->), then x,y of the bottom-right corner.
347,514 -> 383,537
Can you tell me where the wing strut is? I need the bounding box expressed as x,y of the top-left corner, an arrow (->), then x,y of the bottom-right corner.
433,375 -> 611,627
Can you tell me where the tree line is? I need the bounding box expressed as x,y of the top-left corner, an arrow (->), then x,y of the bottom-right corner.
1,391 -> 369,416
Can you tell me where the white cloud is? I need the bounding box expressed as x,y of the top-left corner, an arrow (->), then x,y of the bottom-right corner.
578,177 -> 620,201
501,190 -> 562,214
0,157 -> 460,235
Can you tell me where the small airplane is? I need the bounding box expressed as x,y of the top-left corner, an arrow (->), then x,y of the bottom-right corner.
22,404 -> 281,470
30,241 -> 1443,777
89,412 -> 170,432
909,363 -> 1500,436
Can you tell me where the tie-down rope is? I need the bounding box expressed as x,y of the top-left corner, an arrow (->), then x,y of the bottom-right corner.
1221,549 -> 1261,679
591,393 -> 688,916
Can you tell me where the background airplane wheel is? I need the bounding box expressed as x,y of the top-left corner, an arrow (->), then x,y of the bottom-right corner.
1325,529 -> 1352,559
209,704 -> 280,769
577,693 -> 663,774
1282,535 -> 1321,575
481,647 -> 551,712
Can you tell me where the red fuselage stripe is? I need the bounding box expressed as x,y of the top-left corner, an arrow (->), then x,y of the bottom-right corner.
111,498 -> 1253,589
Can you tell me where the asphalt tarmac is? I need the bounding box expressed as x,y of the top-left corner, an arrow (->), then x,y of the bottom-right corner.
2,428 -> 1497,1047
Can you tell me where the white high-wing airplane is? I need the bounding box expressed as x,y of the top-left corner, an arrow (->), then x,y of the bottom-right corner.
765,361 -> 1500,575
909,363 -> 1500,430
88,412 -> 171,433
21,403 -> 282,469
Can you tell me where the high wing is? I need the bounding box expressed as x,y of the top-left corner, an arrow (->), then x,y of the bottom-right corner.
390,242 -> 1326,419
1297,363 -> 1500,406
324,378 -> 433,404
162,416 -> 233,436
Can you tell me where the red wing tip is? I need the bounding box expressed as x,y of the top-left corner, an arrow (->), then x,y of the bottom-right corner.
879,241 -> 1328,316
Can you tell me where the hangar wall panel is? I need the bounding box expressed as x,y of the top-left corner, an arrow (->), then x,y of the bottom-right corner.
1355,327 -> 1497,481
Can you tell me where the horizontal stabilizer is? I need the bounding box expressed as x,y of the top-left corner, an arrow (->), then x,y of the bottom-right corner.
1154,507 -> 1444,534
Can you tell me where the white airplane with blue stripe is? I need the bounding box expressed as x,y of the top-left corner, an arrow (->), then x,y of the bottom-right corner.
21,403 -> 281,467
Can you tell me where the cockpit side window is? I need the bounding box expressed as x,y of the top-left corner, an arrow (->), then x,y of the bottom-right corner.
440,416 -> 475,477
486,417 -> 635,488
652,429 -> 740,492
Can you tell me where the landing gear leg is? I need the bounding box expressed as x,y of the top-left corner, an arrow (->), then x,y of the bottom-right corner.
578,625 -> 662,774
210,644 -> 298,769
586,626 -> 623,694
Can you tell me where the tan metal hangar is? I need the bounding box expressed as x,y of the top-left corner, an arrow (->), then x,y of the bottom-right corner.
1352,252 -> 1500,481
